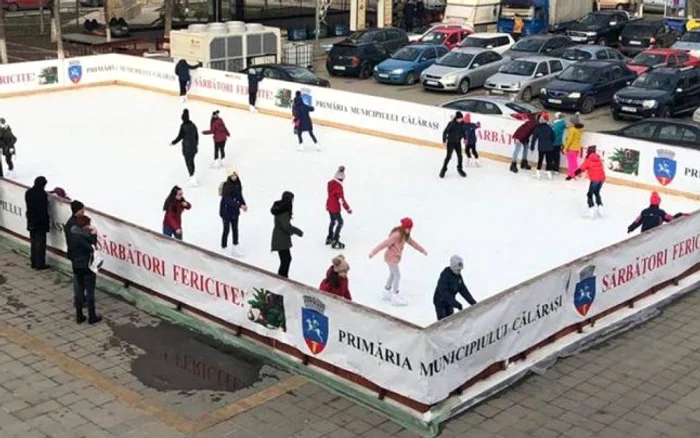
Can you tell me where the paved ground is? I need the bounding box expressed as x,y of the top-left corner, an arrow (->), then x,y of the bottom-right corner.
1,241 -> 700,437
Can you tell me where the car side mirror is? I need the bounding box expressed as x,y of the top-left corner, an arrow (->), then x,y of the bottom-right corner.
610,21 -> 617,26
676,87 -> 683,93
626,81 -> 631,85
471,63 -> 480,69
487,45 -> 494,48
536,72 -> 544,77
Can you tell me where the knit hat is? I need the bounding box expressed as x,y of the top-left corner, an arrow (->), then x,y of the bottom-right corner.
400,217 -> 413,230
571,112 -> 581,125
650,191 -> 661,206
455,111 -> 464,120
334,165 -> 345,181
227,168 -> 238,177
70,200 -> 85,214
586,145 -> 597,155
0,118 -> 6,128
181,109 -> 190,122
450,255 -> 464,270
332,255 -> 350,274
540,111 -> 550,122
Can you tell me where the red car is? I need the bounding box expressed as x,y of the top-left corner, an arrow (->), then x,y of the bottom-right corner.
626,49 -> 700,76
416,27 -> 472,50
2,0 -> 48,11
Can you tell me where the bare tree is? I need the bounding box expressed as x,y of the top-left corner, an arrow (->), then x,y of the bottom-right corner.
39,0 -> 46,35
54,0 -> 64,58
103,0 -> 111,42
0,0 -> 7,64
164,0 -> 173,38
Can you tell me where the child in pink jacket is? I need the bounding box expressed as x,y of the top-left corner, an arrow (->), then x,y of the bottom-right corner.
368,217 -> 427,306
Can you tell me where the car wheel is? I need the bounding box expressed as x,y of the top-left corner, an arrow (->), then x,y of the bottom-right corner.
597,37 -> 607,46
358,63 -> 372,79
404,72 -> 417,86
581,96 -> 595,114
8,2 -> 18,11
458,78 -> 470,94
657,106 -> 671,118
521,87 -> 533,102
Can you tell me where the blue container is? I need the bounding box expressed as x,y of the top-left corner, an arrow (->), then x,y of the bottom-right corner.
307,26 -> 329,39
288,27 -> 307,41
331,23 -> 350,36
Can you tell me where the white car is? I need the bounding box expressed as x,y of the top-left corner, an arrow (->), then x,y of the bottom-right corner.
694,106 -> 700,123
458,33 -> 514,54
407,23 -> 474,42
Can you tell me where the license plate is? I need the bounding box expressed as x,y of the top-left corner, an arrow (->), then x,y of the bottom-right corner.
548,99 -> 562,104
378,73 -> 389,78
425,80 -> 439,85
629,40 -> 642,45
333,65 -> 346,70
490,89 -> 504,94
572,36 -> 587,42
621,106 -> 637,112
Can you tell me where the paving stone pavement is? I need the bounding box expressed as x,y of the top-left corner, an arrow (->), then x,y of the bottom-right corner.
0,244 -> 699,437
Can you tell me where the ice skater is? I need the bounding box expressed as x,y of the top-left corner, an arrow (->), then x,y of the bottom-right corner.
530,112 -> 556,180
171,109 -> 200,187
248,68 -> 264,112
174,59 -> 202,103
368,217 -> 427,306
270,191 -> 304,278
564,119 -> 584,180
0,118 -> 18,178
326,165 -> 352,249
162,185 -> 192,240
462,114 -> 481,167
319,255 -> 352,301
292,91 -> 320,151
440,111 -> 466,178
573,146 -> 605,218
219,169 -> 247,257
202,110 -> 230,169
627,192 -> 685,234
551,112 -> 567,172
433,255 -> 477,321
510,114 -> 538,173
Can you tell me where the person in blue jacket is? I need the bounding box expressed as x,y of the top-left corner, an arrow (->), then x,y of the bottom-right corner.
292,91 -> 320,151
551,112 -> 567,172
433,255 -> 477,321
174,59 -> 202,102
462,116 -> 481,167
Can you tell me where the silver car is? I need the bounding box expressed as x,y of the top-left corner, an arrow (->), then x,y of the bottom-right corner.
484,56 -> 566,102
440,96 -> 541,120
420,47 -> 511,93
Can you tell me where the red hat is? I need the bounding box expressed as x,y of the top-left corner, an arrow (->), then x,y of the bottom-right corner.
400,217 -> 413,230
541,111 -> 550,121
650,191 -> 661,206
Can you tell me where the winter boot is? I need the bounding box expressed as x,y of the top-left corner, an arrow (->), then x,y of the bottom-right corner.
249,105 -> 257,112
586,207 -> 596,218
210,160 -> 218,169
520,159 -> 531,170
535,170 -> 541,179
509,162 -> 518,173
230,245 -> 244,257
596,205 -> 603,218
565,175 -> 573,181
547,171 -> 553,180
439,168 -> 446,178
457,168 -> 466,177
382,286 -> 392,301
325,236 -> 333,245
187,176 -> 198,187
314,142 -> 321,151
474,159 -> 481,168
391,292 -> 407,306
297,144 -> 304,152
332,240 -> 345,249
466,158 -> 473,167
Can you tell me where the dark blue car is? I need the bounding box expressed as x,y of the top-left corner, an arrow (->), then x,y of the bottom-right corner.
539,60 -> 637,114
373,44 -> 450,85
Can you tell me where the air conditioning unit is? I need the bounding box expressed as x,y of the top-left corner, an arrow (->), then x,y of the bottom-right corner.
169,22 -> 282,72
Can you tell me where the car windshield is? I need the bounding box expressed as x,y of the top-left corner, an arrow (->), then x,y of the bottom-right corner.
415,25 -> 433,35
578,13 -> 608,27
505,101 -> 540,114
420,32 -> 447,44
285,67 -> 317,81
501,60 -> 537,76
510,38 -> 544,53
632,73 -> 675,91
461,37 -> 490,48
680,31 -> 700,42
630,52 -> 666,66
558,64 -> 599,83
346,31 -> 373,43
561,48 -> 593,60
621,25 -> 656,38
392,46 -> 422,61
435,51 -> 474,68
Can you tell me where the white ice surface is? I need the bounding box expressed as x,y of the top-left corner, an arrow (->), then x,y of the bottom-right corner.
5,86 -> 699,327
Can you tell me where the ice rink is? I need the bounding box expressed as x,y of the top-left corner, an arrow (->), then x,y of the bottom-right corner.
5,86 -> 699,327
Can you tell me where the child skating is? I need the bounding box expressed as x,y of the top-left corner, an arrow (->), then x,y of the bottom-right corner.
368,217 -> 427,306
461,114 -> 481,167
326,165 -> 352,249
292,91 -> 320,151
574,145 -> 605,218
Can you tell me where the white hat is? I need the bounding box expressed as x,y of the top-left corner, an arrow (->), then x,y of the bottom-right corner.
450,255 -> 464,270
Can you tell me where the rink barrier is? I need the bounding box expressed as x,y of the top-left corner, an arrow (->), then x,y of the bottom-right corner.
3,55 -> 700,431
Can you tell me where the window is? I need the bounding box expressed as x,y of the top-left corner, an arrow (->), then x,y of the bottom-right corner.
446,33 -> 458,44
387,30 -> 400,40
682,128 -> 699,148
497,36 -> 510,46
483,52 -> 502,64
598,69 -> 613,83
611,66 -> 624,80
262,68 -> 281,79
446,100 -> 478,112
616,12 -> 629,23
667,55 -> 678,66
549,60 -> 564,73
421,47 -> 437,60
688,71 -> 700,87
461,31 -> 471,41
620,122 -> 658,139
535,62 -> 549,76
436,46 -> 450,57
677,53 -> 689,64
476,101 -> 502,115
607,49 -> 624,60
473,53 -> 488,66
595,50 -> 609,60
372,32 -> 385,43
657,125 -> 686,143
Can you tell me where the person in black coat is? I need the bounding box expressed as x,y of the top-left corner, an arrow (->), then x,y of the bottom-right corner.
628,192 -> 682,234
219,169 -> 248,257
64,200 -> 85,260
529,113 -> 556,180
171,109 -> 199,186
292,91 -> 319,151
0,118 -> 17,178
25,176 -> 50,270
433,255 -> 477,320
248,68 -> 264,111
440,111 -> 466,178
174,59 -> 202,102
68,215 -> 101,324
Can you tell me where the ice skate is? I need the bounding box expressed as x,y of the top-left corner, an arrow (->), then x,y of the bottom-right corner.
457,168 -> 466,178
314,142 -> 321,152
467,158 -> 473,167
187,176 -> 198,187
382,287 -> 392,301
325,236 -> 333,245
180,96 -> 187,103
509,162 -> 518,173
230,245 -> 244,257
520,159 -> 531,170
210,160 -> 218,169
547,171 -> 553,180
6,170 -> 15,178
586,207 -> 596,218
391,293 -> 407,306
535,170 -> 541,179
249,105 -> 257,112
331,240 -> 345,249
474,159 -> 481,168
595,205 -> 603,218
439,168 -> 446,178
297,144 -> 304,152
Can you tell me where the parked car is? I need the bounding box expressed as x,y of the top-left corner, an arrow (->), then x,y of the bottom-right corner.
326,28 -> 409,78
3,0 -> 48,11
440,96 -> 541,120
539,60 -> 637,113
458,33 -> 514,54
503,35 -> 575,60
566,11 -> 630,46
560,45 -> 628,63
604,119 -> 700,149
626,49 -> 700,76
420,47 -> 511,93
485,56 -> 566,101
612,66 -> 700,119
240,64 -> 330,87
642,0 -> 666,14
408,23 -> 473,43
618,19 -> 679,56
598,0 -> 634,10
672,30 -> 700,58
417,27 -> 472,50
79,0 -> 103,6
374,44 -> 449,85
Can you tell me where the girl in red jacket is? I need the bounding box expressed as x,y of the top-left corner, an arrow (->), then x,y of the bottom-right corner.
574,145 -> 605,218
319,255 -> 352,300
162,185 -> 191,240
202,110 -> 230,169
326,165 -> 352,249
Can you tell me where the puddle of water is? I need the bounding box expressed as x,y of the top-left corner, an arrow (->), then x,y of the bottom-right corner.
106,320 -> 272,393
